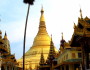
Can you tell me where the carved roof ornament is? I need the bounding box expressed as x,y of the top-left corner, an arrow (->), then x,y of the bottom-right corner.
60,33 -> 66,47
80,8 -> 83,19
61,32 -> 63,40
85,16 -> 89,19
3,31 -> 8,40
74,23 -> 76,29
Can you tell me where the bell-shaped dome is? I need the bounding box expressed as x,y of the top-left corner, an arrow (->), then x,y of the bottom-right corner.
17,7 -> 58,69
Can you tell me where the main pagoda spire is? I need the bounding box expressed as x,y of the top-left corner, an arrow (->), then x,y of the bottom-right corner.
37,7 -> 48,35
32,7 -> 50,47
40,6 -> 45,22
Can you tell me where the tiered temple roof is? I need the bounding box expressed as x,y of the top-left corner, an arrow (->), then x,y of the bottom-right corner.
0,31 -> 18,69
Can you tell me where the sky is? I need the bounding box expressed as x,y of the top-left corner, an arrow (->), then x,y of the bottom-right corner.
0,0 -> 90,59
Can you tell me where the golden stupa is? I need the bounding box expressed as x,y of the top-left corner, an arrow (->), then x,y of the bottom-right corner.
17,7 -> 58,69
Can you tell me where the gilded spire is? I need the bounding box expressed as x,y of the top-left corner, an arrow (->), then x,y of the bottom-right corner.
40,6 -> 45,22
60,33 -> 65,48
39,48 -> 45,66
50,35 -> 54,48
4,31 -> 8,40
50,35 -> 56,56
80,8 -> 83,19
74,23 -> 76,29
61,32 -> 63,40
46,35 -> 56,64
37,7 -> 48,35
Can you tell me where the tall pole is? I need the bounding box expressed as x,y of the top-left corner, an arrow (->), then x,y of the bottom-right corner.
23,0 -> 35,70
23,4 -> 30,70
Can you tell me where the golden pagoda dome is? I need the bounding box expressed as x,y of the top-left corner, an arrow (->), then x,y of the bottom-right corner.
17,7 -> 58,69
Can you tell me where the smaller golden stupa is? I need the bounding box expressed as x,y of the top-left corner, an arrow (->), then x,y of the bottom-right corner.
17,7 -> 58,69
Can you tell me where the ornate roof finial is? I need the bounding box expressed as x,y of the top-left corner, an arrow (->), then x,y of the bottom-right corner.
60,32 -> 65,48
50,34 -> 54,47
41,5 -> 44,14
61,32 -> 63,40
74,22 -> 76,29
4,31 -> 8,40
51,34 -> 52,40
0,30 -> 2,34
5,31 -> 7,36
80,8 -> 83,19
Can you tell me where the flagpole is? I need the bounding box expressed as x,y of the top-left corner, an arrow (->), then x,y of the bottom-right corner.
23,0 -> 35,70
23,4 -> 30,70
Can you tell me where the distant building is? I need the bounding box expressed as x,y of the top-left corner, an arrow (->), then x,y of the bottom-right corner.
0,31 -> 19,70
54,33 -> 82,70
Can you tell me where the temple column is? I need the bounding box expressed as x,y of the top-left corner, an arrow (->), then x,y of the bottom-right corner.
79,63 -> 82,70
14,67 -> 16,70
69,64 -> 74,70
59,66 -> 61,70
0,60 -> 3,70
0,61 -> 1,70
61,65 -> 64,70
85,41 -> 90,69
66,65 -> 69,70
80,39 -> 90,70
5,66 -> 7,70
85,50 -> 89,69
5,65 -> 7,70
10,64 -> 12,70
80,42 -> 85,70
15,66 -> 18,70
11,66 -> 14,70
64,65 -> 65,70
61,66 -> 63,70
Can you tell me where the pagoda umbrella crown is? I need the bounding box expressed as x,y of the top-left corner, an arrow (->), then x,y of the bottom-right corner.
23,0 -> 35,5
